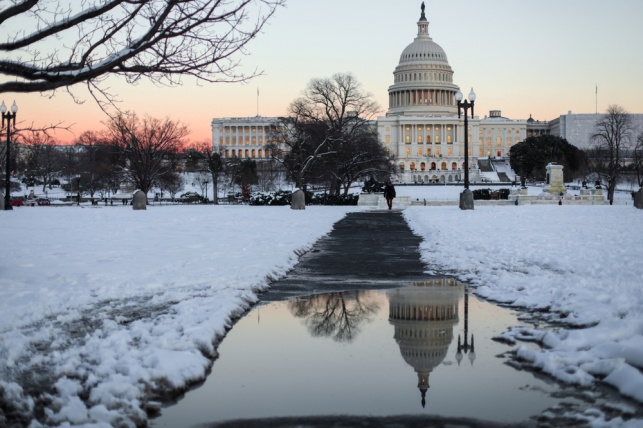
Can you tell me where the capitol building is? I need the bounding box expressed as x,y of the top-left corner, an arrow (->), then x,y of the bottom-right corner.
211,3 -> 635,185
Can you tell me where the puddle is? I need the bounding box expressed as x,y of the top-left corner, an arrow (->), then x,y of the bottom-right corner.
153,280 -> 585,427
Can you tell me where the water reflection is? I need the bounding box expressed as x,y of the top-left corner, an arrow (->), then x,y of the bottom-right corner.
387,279 -> 463,407
288,291 -> 380,342
154,279 -> 574,427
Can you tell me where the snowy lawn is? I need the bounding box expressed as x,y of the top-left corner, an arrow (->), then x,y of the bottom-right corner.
2,201 -> 643,427
0,205 -> 357,427
404,205 -> 643,408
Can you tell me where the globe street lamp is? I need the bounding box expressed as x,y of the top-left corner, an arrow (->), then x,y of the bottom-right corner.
1,101 -> 18,211
455,88 -> 476,210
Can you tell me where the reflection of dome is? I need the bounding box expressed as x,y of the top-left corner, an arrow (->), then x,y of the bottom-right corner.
387,3 -> 459,116
387,280 -> 463,407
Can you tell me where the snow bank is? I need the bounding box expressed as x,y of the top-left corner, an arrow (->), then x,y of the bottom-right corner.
404,205 -> 643,408
0,205 -> 356,426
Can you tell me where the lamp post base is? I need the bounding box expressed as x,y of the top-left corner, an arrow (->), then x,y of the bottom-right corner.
459,189 -> 474,210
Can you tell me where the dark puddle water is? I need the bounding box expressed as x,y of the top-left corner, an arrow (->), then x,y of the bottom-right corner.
152,280 -> 601,427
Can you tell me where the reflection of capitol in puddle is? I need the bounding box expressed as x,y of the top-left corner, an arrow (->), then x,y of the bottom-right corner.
387,278 -> 464,407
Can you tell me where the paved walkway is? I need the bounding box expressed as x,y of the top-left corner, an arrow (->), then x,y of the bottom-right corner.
260,210 -> 428,302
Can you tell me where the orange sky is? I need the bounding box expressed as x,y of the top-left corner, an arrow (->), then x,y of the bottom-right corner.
5,0 -> 643,145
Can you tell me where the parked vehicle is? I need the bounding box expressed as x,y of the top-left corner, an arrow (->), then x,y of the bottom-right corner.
36,198 -> 51,206
179,192 -> 204,203
11,197 -> 24,207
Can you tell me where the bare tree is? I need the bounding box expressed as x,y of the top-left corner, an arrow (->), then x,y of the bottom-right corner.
270,73 -> 384,194
0,1 -> 284,107
591,105 -> 634,204
75,130 -> 122,199
190,142 -> 229,204
107,113 -> 188,201
22,132 -> 62,193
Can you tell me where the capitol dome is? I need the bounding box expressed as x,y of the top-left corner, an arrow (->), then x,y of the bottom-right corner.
398,38 -> 449,65
387,2 -> 459,116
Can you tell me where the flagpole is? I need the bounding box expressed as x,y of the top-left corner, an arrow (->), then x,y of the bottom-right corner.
257,87 -> 259,117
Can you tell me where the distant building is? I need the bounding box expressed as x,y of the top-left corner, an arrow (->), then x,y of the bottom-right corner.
211,116 -> 282,159
547,112 -> 643,150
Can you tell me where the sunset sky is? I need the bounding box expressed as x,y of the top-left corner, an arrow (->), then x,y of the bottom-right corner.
5,0 -> 643,144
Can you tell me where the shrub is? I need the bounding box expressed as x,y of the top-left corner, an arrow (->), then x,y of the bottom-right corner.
249,190 -> 358,206
472,188 -> 510,200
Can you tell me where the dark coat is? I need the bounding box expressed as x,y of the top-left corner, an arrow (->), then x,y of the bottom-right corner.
384,183 -> 396,199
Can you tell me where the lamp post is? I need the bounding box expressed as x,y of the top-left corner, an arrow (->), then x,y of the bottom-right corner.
455,88 -> 476,210
1,101 -> 18,211
76,175 -> 81,206
203,179 -> 209,203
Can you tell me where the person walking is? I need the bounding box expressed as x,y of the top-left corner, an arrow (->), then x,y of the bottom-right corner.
383,180 -> 396,210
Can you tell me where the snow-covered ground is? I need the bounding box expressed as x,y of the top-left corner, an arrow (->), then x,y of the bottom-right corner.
1,189 -> 642,426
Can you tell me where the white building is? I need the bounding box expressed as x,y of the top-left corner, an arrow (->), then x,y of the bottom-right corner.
378,4 -> 523,184
211,116 -> 282,159
548,112 -> 643,150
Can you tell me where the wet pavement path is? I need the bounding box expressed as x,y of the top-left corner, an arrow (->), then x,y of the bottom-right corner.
261,210 -> 428,302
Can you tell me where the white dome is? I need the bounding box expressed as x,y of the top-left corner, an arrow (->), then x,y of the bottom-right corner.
399,39 -> 448,65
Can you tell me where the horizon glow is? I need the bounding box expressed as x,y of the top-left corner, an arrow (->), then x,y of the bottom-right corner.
3,0 -> 643,144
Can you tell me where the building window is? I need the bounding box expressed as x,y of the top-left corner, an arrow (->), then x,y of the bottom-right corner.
431,162 -> 436,170
420,162 -> 426,171
441,162 -> 447,170
479,138 -> 483,146
479,149 -> 483,157
410,162 -> 416,171
406,148 -> 411,156
486,138 -> 491,146
435,135 -> 440,143
447,135 -> 452,143
496,137 -> 501,146
426,135 -> 431,143
418,148 -> 423,155
219,137 -> 224,145
435,148 -> 440,155
406,135 -> 411,144
427,148 -> 431,156
418,135 -> 423,143
258,149 -> 263,158
447,148 -> 452,155
399,163 -> 405,171
417,125 -> 423,131
507,138 -> 512,146
451,162 -> 457,170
